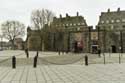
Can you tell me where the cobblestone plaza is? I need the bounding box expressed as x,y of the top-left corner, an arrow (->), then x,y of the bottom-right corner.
0,50 -> 125,83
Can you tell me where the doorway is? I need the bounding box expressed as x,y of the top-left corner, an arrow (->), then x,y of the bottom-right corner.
111,45 -> 116,53
92,45 -> 98,54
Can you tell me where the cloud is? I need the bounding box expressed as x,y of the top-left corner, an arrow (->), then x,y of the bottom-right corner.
0,0 -> 125,41
0,0 -> 125,29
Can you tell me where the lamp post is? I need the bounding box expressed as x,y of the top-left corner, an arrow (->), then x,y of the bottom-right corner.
67,32 -> 70,52
103,27 -> 106,64
119,31 -> 123,57
103,27 -> 106,53
0,35 -> 3,50
88,26 -> 91,53
53,32 -> 56,51
64,25 -> 70,53
97,26 -> 101,57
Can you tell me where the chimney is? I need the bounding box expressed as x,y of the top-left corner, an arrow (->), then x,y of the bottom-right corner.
27,26 -> 31,32
66,13 -> 69,17
77,12 -> 79,16
107,8 -> 110,12
117,8 -> 120,12
60,14 -> 62,18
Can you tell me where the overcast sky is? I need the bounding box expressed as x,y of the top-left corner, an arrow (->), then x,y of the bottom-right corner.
0,0 -> 125,26
0,0 -> 125,40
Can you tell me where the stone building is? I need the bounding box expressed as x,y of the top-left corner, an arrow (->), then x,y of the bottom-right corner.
14,38 -> 24,50
97,8 -> 125,53
48,12 -> 92,53
26,12 -> 92,52
90,29 -> 98,53
26,27 -> 42,51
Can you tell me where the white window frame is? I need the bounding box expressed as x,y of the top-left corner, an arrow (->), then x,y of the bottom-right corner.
116,19 -> 120,23
106,20 -> 109,23
101,21 -> 104,24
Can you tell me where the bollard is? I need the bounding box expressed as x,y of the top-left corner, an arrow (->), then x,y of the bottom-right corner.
58,50 -> 60,55
85,55 -> 88,66
109,48 -> 111,57
36,51 -> 39,57
98,49 -> 101,58
119,53 -> 121,64
26,52 -> 29,58
12,56 -> 16,69
25,49 -> 29,58
33,56 -> 37,68
103,53 -> 106,64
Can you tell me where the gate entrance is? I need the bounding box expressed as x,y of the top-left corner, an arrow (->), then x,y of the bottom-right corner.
111,45 -> 116,53
92,45 -> 98,54
73,40 -> 83,53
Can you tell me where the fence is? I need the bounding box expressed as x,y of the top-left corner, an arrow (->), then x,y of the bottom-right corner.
0,51 -> 125,68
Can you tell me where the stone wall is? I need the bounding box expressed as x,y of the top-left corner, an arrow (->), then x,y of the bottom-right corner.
97,8 -> 125,53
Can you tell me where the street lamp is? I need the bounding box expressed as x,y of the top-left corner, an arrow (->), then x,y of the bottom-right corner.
64,25 -> 70,53
53,32 -> 56,51
88,26 -> 92,53
120,31 -> 123,55
67,32 -> 70,52
0,35 -> 3,50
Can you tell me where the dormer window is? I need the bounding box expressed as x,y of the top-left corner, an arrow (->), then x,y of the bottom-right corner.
77,27 -> 80,31
74,23 -> 76,26
106,20 -> 109,23
111,25 -> 114,30
81,23 -> 84,25
111,20 -> 114,23
63,24 -> 65,26
78,23 -> 81,25
122,19 -> 125,22
66,24 -> 69,26
70,23 -> 72,26
101,21 -> 104,24
116,19 -> 120,23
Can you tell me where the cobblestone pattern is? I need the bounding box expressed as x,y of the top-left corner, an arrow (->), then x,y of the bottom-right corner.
0,64 -> 125,83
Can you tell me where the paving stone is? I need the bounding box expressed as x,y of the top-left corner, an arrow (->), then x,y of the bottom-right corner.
0,51 -> 125,83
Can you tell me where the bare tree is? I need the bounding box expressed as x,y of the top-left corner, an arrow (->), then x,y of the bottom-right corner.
31,9 -> 55,30
31,9 -> 55,51
1,20 -> 25,49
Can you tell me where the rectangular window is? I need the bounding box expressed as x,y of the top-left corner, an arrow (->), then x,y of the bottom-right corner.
101,21 -> 104,24
111,20 -> 114,23
122,19 -> 125,22
116,19 -> 120,23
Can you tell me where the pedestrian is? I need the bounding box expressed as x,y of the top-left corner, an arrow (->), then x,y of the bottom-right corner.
58,48 -> 60,55
25,48 -> 29,58
98,47 -> 101,57
36,50 -> 39,57
34,56 -> 37,68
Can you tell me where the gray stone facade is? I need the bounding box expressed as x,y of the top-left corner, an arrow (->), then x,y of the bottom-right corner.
97,8 -> 125,53
26,12 -> 92,52
26,9 -> 125,53
49,12 -> 92,52
26,27 -> 42,50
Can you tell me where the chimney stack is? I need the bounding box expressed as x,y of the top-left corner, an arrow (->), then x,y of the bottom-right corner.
66,13 -> 69,17
77,12 -> 79,16
60,14 -> 62,18
117,8 -> 120,12
107,8 -> 110,12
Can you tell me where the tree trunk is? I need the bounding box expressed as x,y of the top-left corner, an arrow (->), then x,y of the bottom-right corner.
11,40 -> 15,50
42,40 -> 44,51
